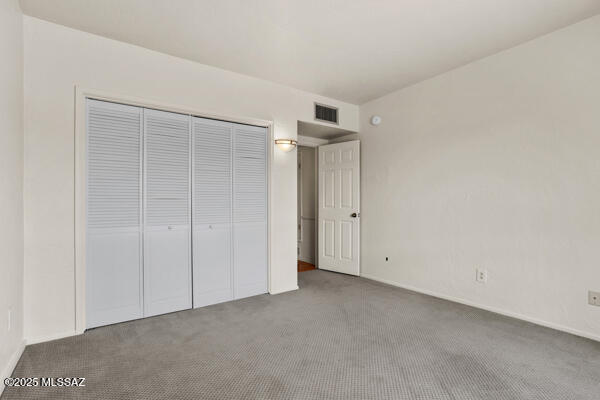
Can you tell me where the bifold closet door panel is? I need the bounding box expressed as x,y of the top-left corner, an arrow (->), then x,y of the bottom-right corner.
233,123 -> 268,299
86,99 -> 143,329
233,222 -> 267,298
143,109 -> 192,317
192,118 -> 234,307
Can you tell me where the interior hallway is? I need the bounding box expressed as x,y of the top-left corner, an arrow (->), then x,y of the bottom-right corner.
298,260 -> 316,272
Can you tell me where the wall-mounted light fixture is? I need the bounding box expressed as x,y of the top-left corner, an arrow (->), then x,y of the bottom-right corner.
274,139 -> 297,152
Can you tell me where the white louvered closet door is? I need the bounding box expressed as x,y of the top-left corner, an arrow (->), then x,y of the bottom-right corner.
86,99 -> 143,328
192,118 -> 234,307
143,109 -> 192,317
233,123 -> 268,299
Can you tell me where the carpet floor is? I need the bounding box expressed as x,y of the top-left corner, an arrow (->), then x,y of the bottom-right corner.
2,270 -> 599,399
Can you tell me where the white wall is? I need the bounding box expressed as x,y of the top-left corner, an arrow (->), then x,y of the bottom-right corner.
0,0 -> 25,390
23,16 -> 358,342
359,15 -> 600,340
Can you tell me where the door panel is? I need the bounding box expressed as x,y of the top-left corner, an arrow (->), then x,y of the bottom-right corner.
86,231 -> 142,328
340,220 -> 354,260
233,222 -> 268,299
324,169 -> 335,208
318,141 -> 360,276
143,108 -> 191,317
143,228 -> 191,317
233,123 -> 268,299
193,225 -> 232,306
341,168 -> 354,208
323,219 -> 335,258
192,117 -> 234,308
86,99 -> 143,328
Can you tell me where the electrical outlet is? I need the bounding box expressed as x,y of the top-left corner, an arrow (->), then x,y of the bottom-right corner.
589,291 -> 600,307
476,268 -> 488,283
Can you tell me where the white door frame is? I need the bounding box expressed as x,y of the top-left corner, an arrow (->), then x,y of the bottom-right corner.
74,86 -> 274,334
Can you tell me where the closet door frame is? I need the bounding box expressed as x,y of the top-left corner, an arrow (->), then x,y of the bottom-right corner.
75,87 -> 272,334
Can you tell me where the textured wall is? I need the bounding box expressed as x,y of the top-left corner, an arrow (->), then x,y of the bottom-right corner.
359,15 -> 600,340
0,0 -> 24,390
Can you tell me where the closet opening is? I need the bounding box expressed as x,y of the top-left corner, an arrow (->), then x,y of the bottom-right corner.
78,95 -> 270,331
296,121 -> 359,275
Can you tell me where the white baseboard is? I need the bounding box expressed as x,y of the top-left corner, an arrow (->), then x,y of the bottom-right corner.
361,273 -> 600,343
26,330 -> 79,345
1,339 -> 26,396
269,285 -> 299,295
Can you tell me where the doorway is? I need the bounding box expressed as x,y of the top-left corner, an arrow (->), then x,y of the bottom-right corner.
297,145 -> 317,272
296,120 -> 361,275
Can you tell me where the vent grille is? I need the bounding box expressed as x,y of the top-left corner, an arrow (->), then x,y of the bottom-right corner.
315,103 -> 338,124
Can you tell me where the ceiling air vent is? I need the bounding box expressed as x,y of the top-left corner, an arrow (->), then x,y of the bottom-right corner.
315,103 -> 338,124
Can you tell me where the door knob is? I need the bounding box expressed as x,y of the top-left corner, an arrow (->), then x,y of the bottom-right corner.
351,212 -> 359,218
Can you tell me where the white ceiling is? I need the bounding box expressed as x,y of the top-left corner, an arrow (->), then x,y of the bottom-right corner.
19,0 -> 600,104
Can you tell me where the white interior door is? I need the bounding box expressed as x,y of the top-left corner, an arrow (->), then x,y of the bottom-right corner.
143,109 -> 192,317
86,99 -> 143,328
318,140 -> 360,276
192,117 -> 234,307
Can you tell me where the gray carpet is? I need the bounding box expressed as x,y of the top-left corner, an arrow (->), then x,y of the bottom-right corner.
3,270 -> 599,399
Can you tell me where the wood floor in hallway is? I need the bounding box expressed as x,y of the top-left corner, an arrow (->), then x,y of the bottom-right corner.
298,260 -> 316,272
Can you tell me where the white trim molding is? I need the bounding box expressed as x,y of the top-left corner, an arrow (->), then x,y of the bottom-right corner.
361,273 -> 600,343
0,340 -> 26,396
26,330 -> 80,346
